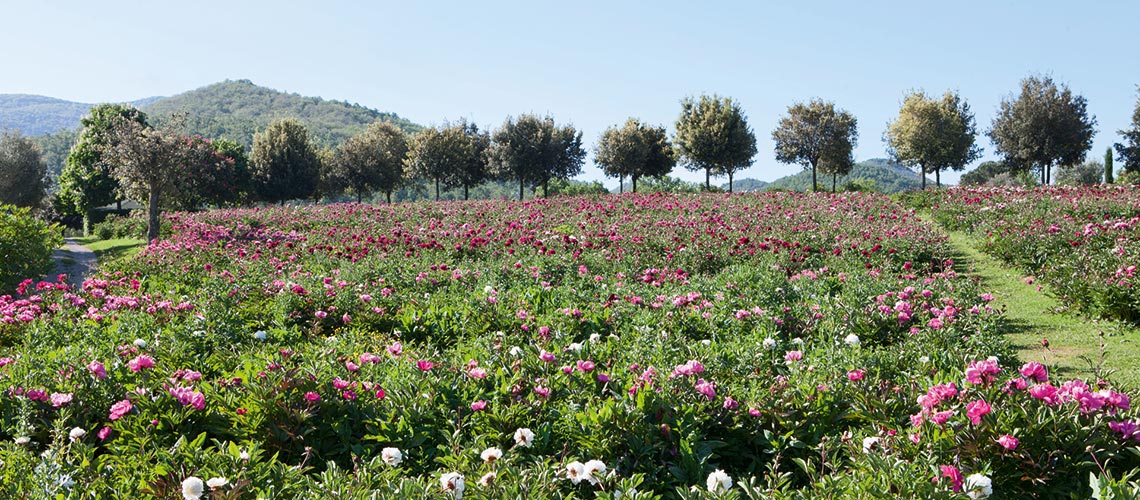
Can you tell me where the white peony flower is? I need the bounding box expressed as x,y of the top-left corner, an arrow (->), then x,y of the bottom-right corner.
700,339 -> 711,346
509,346 -> 523,357
479,472 -> 496,487
480,446 -> 502,464
583,459 -> 606,485
381,447 -> 403,466
565,461 -> 586,484
513,427 -> 535,448
964,473 -> 993,499
14,436 -> 30,445
844,333 -> 860,346
792,337 -> 804,345
206,477 -> 228,489
484,285 -> 495,295
567,342 -> 583,352
181,476 -> 204,500
440,472 -> 465,499
589,333 -> 601,343
133,338 -> 147,349
68,427 -> 86,442
253,330 -> 267,341
862,436 -> 881,453
762,338 -> 777,350
706,469 -> 733,492
239,450 -> 250,461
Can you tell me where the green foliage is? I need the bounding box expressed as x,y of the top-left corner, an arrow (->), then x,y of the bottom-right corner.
0,94 -> 103,136
960,161 -> 1010,186
145,80 -> 420,149
0,130 -> 48,208
328,121 -> 409,203
405,123 -> 482,201
1056,160 -> 1105,186
885,90 -> 982,188
250,118 -> 322,204
56,104 -> 148,235
674,95 -> 757,191
595,118 -> 676,193
0,204 -> 61,291
29,129 -> 77,190
1115,87 -> 1140,174
772,99 -> 858,192
544,178 -> 609,197
1105,147 -> 1115,184
487,114 -> 586,200
988,75 -> 1097,185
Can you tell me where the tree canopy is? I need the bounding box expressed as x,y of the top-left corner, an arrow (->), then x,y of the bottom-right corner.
772,99 -> 858,192
0,130 -> 47,209
885,90 -> 981,188
488,114 -> 585,200
1115,87 -> 1140,174
330,121 -> 408,203
988,75 -> 1096,185
594,118 -> 675,193
250,118 -> 322,204
405,122 -> 487,201
673,95 -> 756,192
56,104 -> 148,234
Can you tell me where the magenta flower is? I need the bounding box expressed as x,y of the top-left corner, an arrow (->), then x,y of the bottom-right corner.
109,399 -> 132,421
847,369 -> 865,382
97,426 -> 112,440
467,367 -> 488,379
965,358 -> 1001,386
966,399 -> 991,425
345,361 -> 359,372
997,434 -> 1019,450
25,389 -> 47,402
388,342 -> 403,356
341,390 -> 357,400
304,391 -> 321,402
168,386 -> 205,410
723,396 -> 738,410
576,360 -> 595,372
471,399 -> 488,411
128,355 -> 155,372
50,392 -> 73,407
360,352 -> 381,364
333,378 -> 351,390
596,373 -> 610,383
784,350 -> 803,362
930,410 -> 953,425
534,386 -> 551,398
1029,384 -> 1059,405
416,360 -> 435,371
87,360 -> 107,379
1019,362 -> 1048,383
694,378 -> 716,401
315,310 -> 328,319
940,465 -> 963,492
539,350 -> 556,363
375,388 -> 386,399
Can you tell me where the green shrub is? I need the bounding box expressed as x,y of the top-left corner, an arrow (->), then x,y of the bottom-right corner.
0,204 -> 62,291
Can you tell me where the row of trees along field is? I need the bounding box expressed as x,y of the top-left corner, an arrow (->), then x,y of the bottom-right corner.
2,76 -> 1140,240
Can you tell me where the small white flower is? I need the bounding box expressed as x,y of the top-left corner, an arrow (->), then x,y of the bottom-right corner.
844,334 -> 860,347
253,330 -> 267,341
133,338 -> 147,349
583,459 -> 606,485
480,446 -> 502,464
706,469 -> 733,492
762,338 -> 777,350
58,474 -> 75,489
68,427 -> 86,442
567,342 -> 583,352
484,285 -> 495,295
589,333 -> 601,343
792,337 -> 804,345
181,476 -> 204,500
381,447 -> 403,466
565,461 -> 586,484
513,427 -> 535,448
479,472 -> 496,487
920,356 -> 931,364
509,346 -> 523,357
239,450 -> 250,461
964,473 -> 993,499
700,339 -> 711,346
862,436 -> 881,453
440,472 -> 465,499
14,436 -> 30,445
206,477 -> 228,489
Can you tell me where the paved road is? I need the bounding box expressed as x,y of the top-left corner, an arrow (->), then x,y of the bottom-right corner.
49,238 -> 97,287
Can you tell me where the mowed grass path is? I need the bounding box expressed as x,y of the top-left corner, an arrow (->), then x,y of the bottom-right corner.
944,230 -> 1140,388
74,236 -> 146,267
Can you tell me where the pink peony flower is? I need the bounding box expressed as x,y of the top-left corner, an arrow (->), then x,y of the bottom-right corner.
576,360 -> 595,372
471,399 -> 488,411
723,396 -> 738,410
784,350 -> 803,362
539,350 -> 556,363
964,358 -> 1001,386
315,310 -> 328,319
467,367 -> 488,379
1030,384 -> 1059,405
304,391 -> 321,402
694,379 -> 716,401
387,342 -> 403,356
345,361 -> 359,372
930,410 -> 953,426
966,399 -> 991,425
128,355 -> 155,372
847,369 -> 865,382
87,360 -> 107,379
109,399 -> 132,421
534,386 -> 551,398
940,465 -> 963,492
50,392 -> 73,407
375,388 -> 386,399
997,434 -> 1019,450
332,378 -> 351,390
97,426 -> 112,440
1019,362 -> 1048,383
360,352 -> 381,364
416,360 -> 434,371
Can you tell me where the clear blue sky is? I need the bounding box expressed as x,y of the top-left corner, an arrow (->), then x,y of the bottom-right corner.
4,0 -> 1138,186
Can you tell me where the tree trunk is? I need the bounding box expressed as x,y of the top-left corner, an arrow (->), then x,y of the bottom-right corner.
728,171 -> 734,193
435,178 -> 440,201
811,164 -> 818,192
463,184 -> 469,201
518,177 -> 524,201
357,192 -> 362,203
832,172 -> 837,193
705,169 -> 711,191
147,188 -> 161,242
632,175 -> 638,193
542,178 -> 549,198
936,168 -> 941,188
619,175 -> 623,194
386,191 -> 391,204
920,165 -> 926,190
82,211 -> 92,237
116,200 -> 122,210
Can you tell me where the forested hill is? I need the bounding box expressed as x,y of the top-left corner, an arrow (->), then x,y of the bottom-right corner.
1,80 -> 420,148
0,95 -> 160,136
145,79 -> 421,147
763,158 -> 935,193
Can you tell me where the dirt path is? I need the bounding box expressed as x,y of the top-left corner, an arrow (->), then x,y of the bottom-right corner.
49,238 -> 98,287
942,229 -> 1140,386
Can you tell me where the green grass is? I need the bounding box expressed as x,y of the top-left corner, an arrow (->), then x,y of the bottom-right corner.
944,230 -> 1140,388
75,236 -> 146,267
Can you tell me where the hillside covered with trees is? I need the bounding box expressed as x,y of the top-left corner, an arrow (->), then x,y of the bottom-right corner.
764,158 -> 933,193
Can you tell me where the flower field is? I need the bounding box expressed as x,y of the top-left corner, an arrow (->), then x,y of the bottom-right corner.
915,186 -> 1140,323
2,192 -> 1140,498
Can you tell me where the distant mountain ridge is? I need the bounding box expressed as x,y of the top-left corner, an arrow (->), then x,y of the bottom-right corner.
0,94 -> 161,136
0,80 -> 420,147
763,158 -> 934,193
